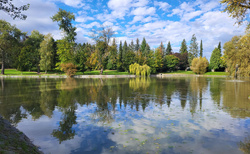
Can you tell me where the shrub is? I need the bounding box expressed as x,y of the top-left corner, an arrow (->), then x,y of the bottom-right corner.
129,63 -> 151,76
60,63 -> 77,77
191,57 -> 209,74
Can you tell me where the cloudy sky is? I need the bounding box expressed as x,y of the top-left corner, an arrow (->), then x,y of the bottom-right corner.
0,0 -> 247,60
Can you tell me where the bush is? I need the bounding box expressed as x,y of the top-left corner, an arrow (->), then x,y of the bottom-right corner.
60,63 -> 77,77
129,63 -> 151,76
191,57 -> 209,74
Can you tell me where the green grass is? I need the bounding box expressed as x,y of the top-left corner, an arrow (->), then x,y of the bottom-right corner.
1,69 -> 131,76
164,70 -> 228,76
164,70 -> 195,74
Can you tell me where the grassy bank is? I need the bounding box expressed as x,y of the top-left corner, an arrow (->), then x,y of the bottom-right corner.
1,69 -> 228,76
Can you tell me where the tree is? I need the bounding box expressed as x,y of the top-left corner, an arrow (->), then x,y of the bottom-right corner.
173,52 -> 188,70
129,40 -> 135,52
56,39 -> 75,66
117,41 -> 123,71
218,42 -> 221,52
189,34 -> 199,65
166,41 -> 172,55
140,37 -> 147,57
191,57 -> 209,74
220,0 -> 250,25
135,38 -> 140,51
210,48 -> 222,72
200,40 -> 203,57
165,55 -> 179,72
223,34 -> 250,77
154,47 -> 164,72
51,8 -> 76,42
107,38 -> 117,70
180,39 -> 188,54
39,33 -> 54,73
0,0 -> 29,20
23,30 -> 44,73
96,41 -> 108,74
0,20 -> 24,74
91,26 -> 115,45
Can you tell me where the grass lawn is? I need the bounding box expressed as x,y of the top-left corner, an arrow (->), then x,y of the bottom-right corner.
165,70 -> 228,76
1,69 -> 131,76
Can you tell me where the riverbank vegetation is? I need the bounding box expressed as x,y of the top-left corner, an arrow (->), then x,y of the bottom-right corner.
1,3 -> 249,77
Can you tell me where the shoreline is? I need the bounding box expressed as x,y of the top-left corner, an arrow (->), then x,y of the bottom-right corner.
0,74 -> 228,78
0,115 -> 42,153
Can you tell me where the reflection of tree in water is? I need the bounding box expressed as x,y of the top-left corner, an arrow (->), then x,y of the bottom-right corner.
222,80 -> 250,118
239,136 -> 250,154
52,107 -> 77,144
189,77 -> 208,114
210,78 -> 223,106
129,77 -> 151,91
175,78 -> 189,110
52,78 -> 78,143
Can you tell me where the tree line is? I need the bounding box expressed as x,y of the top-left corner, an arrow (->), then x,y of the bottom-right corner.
0,8 -> 249,77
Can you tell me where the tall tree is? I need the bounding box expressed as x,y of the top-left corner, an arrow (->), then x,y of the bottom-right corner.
0,0 -> 29,20
129,40 -> 135,52
23,30 -> 44,73
159,42 -> 165,56
51,9 -> 76,42
107,38 -> 117,70
221,0 -> 250,25
210,47 -> 222,72
189,34 -> 199,65
140,37 -> 147,56
39,33 -> 54,73
0,20 -> 24,74
135,38 -> 140,51
117,41 -> 123,71
180,39 -> 188,54
200,40 -> 203,57
166,41 -> 172,55
218,42 -> 221,52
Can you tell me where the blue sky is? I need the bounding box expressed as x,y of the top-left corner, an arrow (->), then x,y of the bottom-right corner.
1,0 -> 247,60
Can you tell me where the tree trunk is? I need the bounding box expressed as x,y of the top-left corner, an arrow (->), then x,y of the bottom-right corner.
37,65 -> 40,74
1,51 -> 5,75
212,69 -> 215,72
100,68 -> 103,75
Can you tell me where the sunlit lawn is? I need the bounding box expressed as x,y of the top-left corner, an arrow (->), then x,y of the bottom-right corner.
1,69 -> 228,76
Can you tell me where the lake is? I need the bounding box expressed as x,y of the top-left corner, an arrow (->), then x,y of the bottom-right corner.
0,77 -> 249,154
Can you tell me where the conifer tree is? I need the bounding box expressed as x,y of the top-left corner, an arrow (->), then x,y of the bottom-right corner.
166,41 -> 172,55
129,40 -> 135,52
141,37 -> 147,56
200,40 -> 203,57
218,42 -> 221,52
188,34 -> 199,65
180,39 -> 188,54
135,38 -> 140,51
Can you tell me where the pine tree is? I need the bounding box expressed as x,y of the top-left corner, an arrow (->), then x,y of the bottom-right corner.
117,41 -> 123,71
129,40 -> 135,52
210,47 -> 222,72
141,37 -> 147,56
179,39 -> 188,54
188,34 -> 199,65
200,40 -> 203,57
166,41 -> 172,55
135,38 -> 140,51
159,42 -> 165,56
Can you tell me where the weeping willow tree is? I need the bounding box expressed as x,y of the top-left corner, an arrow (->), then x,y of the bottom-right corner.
129,63 -> 151,76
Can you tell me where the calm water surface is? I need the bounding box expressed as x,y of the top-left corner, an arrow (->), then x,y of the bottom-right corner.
0,77 -> 250,154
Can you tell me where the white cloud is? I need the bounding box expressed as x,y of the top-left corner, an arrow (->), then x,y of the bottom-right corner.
75,16 -> 95,23
154,1 -> 171,12
131,7 -> 156,16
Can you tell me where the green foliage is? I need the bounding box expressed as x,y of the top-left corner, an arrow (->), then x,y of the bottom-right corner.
17,45 -> 33,71
51,8 -> 76,42
210,47 -> 222,71
166,41 -> 172,55
39,33 -> 54,73
220,0 -> 250,25
180,39 -> 188,54
135,38 -> 140,51
200,40 -> 203,57
191,57 -> 209,74
129,63 -> 151,76
107,44 -> 117,70
223,34 -> 250,77
189,34 -> 199,65
60,63 -> 77,77
56,39 -> 75,68
165,55 -> 180,72
140,38 -> 147,56
154,47 -> 164,72
96,41 -> 108,71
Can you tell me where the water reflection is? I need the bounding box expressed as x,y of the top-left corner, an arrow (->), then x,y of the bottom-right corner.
0,77 -> 250,153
